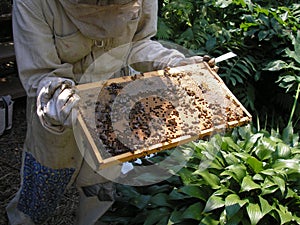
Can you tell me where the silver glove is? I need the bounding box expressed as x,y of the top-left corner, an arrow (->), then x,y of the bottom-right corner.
37,77 -> 80,133
171,55 -> 219,72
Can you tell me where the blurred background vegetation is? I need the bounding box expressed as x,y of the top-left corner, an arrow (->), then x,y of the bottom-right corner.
1,0 -> 300,224
156,0 -> 300,133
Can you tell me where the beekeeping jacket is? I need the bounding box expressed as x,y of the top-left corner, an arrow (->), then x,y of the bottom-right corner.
7,0 -> 195,224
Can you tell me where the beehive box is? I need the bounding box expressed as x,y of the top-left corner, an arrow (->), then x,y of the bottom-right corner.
74,62 -> 252,169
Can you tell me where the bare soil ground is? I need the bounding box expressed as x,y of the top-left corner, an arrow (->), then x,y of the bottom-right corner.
0,97 -> 79,225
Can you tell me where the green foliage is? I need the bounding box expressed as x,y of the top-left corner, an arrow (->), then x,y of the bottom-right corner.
100,125 -> 300,225
98,2 -> 300,225
156,0 -> 300,131
264,31 -> 300,126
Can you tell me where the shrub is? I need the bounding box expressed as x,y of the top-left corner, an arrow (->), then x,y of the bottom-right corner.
157,0 -> 300,132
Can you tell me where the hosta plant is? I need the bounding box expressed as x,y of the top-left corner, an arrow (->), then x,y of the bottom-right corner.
100,124 -> 300,225
178,124 -> 300,225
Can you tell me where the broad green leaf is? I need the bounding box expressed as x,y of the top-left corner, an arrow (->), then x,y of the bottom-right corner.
276,205 -> 295,224
285,31 -> 300,64
291,147 -> 300,155
257,7 -> 270,16
220,170 -> 236,182
246,156 -> 263,173
222,137 -> 241,152
215,0 -> 233,8
246,203 -> 265,225
261,177 -> 279,195
144,208 -> 170,225
198,148 -> 225,170
193,170 -> 220,189
225,194 -> 248,219
118,185 -> 139,199
169,188 -> 192,200
220,209 -> 227,225
169,210 -> 183,224
253,173 -> 264,181
182,202 -> 203,220
221,164 -> 247,183
289,64 -> 300,71
255,145 -> 274,161
272,176 -> 286,195
203,195 -> 225,212
146,184 -> 171,195
178,167 -> 198,185
235,152 -> 251,161
261,186 -> 279,195
237,125 -> 252,139
260,169 -> 276,176
201,157 -> 224,170
240,22 -> 258,30
259,196 -> 273,214
225,194 -> 248,207
263,60 -> 288,71
223,152 -> 240,165
282,124 -> 294,145
260,136 -> 277,153
200,213 -> 220,225
156,216 -> 169,225
243,133 -> 263,151
149,193 -> 172,207
273,159 -> 300,172
292,133 -> 300,147
133,194 -> 152,210
213,188 -> 231,196
240,176 -> 261,192
258,30 -> 269,41
279,75 -> 297,83
179,185 -> 210,201
294,30 -> 300,62
226,210 -> 244,225
286,187 -> 299,198
285,48 -> 300,65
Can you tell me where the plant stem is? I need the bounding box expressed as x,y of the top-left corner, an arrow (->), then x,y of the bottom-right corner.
288,82 -> 300,126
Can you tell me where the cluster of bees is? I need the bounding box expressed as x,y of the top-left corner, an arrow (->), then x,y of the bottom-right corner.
93,68 -> 217,156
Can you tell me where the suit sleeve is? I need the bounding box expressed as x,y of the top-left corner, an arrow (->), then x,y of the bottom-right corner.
13,0 -> 75,97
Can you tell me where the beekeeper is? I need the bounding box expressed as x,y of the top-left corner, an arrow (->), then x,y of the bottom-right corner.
7,0 -> 216,224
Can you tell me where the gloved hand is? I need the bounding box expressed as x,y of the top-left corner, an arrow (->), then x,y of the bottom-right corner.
37,77 -> 80,133
171,55 -> 219,72
202,55 -> 219,72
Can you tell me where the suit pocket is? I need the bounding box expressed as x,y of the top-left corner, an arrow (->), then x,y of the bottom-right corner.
55,31 -> 93,64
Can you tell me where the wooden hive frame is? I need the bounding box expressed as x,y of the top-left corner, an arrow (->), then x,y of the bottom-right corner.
75,62 -> 252,169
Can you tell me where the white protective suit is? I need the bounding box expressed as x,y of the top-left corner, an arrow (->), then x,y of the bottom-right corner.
7,0 -> 205,224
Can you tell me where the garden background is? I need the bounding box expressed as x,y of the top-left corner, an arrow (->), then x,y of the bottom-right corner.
0,0 -> 300,224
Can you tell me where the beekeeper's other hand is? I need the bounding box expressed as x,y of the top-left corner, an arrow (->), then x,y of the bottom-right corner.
172,55 -> 219,72
37,77 -> 80,133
